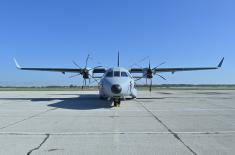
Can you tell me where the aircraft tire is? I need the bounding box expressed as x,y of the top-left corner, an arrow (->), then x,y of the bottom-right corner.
118,99 -> 121,107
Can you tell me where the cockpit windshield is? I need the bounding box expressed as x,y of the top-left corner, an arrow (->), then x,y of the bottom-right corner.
105,70 -> 132,78
121,71 -> 128,77
106,71 -> 113,77
114,71 -> 120,77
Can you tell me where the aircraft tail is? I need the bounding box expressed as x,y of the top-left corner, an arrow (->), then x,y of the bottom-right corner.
118,51 -> 120,67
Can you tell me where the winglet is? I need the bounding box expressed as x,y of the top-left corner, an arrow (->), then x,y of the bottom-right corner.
13,58 -> 21,69
218,57 -> 224,68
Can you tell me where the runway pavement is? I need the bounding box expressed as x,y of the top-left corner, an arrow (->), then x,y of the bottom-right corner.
0,90 -> 235,155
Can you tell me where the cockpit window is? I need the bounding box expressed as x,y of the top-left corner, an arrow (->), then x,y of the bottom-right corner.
106,71 -> 113,77
114,71 -> 120,77
121,72 -> 128,77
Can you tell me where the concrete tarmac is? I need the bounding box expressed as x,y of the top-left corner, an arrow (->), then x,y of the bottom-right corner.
0,90 -> 235,155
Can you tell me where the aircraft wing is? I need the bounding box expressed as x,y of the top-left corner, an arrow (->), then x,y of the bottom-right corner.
14,59 -> 106,74
130,57 -> 224,74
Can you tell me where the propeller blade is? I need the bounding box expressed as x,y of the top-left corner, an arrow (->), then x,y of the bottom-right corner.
149,79 -> 152,92
129,56 -> 149,68
72,61 -> 81,69
153,62 -> 166,70
152,62 -> 166,74
134,77 -> 143,81
85,54 -> 90,68
82,79 -> 85,90
156,74 -> 166,80
88,74 -> 100,84
89,79 -> 99,85
69,73 -> 81,78
135,72 -> 148,81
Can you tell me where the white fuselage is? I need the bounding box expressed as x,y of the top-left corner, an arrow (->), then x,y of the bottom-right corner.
98,67 -> 137,99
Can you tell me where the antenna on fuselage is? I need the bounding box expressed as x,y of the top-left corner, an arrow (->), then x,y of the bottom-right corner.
118,51 -> 120,67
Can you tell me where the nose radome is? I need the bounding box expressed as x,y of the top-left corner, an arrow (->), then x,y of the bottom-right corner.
111,84 -> 122,94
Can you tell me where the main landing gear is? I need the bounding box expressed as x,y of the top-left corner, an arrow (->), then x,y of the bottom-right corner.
113,98 -> 121,107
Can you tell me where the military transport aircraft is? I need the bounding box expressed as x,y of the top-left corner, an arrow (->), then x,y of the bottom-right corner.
14,54 -> 224,107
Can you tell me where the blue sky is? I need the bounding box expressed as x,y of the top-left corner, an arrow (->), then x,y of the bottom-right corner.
0,0 -> 234,86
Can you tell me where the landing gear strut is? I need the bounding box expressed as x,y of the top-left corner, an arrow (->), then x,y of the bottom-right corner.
113,98 -> 121,107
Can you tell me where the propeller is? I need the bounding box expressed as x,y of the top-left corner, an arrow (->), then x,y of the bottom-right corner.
135,60 -> 167,92
70,54 -> 103,89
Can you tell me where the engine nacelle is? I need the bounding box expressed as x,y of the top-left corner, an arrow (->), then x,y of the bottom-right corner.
143,68 -> 153,79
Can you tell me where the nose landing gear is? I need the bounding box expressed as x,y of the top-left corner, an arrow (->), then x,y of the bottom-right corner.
113,98 -> 121,107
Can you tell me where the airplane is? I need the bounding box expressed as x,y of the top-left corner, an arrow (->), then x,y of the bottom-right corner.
14,54 -> 224,107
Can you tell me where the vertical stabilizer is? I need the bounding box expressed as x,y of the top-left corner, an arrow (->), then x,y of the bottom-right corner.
118,51 -> 120,67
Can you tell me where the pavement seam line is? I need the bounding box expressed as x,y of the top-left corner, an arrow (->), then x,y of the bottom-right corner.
135,99 -> 197,155
0,108 -> 58,130
26,134 -> 50,155
1,131 -> 235,136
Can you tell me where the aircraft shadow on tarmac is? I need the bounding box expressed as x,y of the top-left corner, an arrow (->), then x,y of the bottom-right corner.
48,94 -> 113,110
0,94 -> 113,110
0,94 -> 170,110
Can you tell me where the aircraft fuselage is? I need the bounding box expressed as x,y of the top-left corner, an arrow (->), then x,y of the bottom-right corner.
99,67 -> 137,102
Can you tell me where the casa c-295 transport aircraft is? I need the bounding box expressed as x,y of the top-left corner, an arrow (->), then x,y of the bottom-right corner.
14,53 -> 224,107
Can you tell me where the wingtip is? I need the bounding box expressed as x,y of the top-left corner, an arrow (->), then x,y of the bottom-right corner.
218,57 -> 224,68
13,58 -> 21,69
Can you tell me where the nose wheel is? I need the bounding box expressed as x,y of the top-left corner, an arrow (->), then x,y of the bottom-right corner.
113,98 -> 121,107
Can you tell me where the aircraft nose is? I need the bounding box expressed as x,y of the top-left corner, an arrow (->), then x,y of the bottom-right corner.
111,84 -> 122,94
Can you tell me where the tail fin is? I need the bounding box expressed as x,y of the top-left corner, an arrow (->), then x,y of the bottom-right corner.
117,51 -> 120,67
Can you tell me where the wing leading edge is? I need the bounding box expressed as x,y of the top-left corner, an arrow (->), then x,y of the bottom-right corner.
13,58 -> 106,74
130,57 -> 224,74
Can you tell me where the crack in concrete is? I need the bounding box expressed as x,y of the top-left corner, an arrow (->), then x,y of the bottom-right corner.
135,100 -> 197,155
26,134 -> 50,155
0,108 -> 58,130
